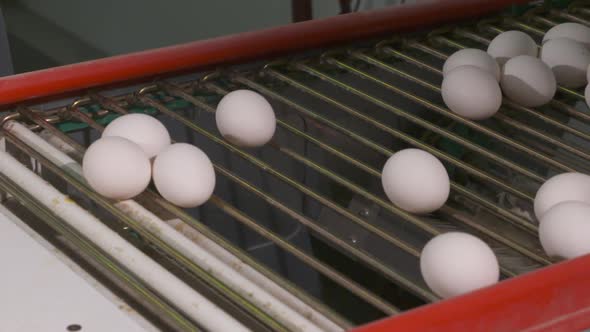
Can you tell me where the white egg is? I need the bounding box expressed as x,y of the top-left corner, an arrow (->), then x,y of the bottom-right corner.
487,30 -> 538,65
216,90 -> 276,148
534,172 -> 590,219
153,143 -> 215,208
443,48 -> 500,81
501,55 -> 556,107
539,201 -> 590,259
543,22 -> 590,49
585,83 -> 590,108
540,38 -> 590,88
441,65 -> 502,120
420,232 -> 499,299
102,113 -> 171,158
83,137 -> 151,200
381,149 -> 449,214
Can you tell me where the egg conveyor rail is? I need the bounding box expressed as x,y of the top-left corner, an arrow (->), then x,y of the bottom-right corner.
0,3 -> 589,331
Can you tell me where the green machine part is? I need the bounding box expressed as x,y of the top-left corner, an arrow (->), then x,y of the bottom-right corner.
56,95 -> 192,133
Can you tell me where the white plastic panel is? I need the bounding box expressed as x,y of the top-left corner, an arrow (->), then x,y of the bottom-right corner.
0,204 -> 151,332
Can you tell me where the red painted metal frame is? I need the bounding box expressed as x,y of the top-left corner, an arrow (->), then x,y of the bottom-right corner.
0,0 -> 526,108
2,0 -> 590,331
352,254 -> 590,332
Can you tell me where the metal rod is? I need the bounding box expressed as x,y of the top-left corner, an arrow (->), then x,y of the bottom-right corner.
550,99 -> 590,124
530,15 -> 559,28
18,107 -> 86,153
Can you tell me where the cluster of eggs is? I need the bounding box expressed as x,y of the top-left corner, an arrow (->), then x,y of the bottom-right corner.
443,22 -> 590,120
380,23 -> 590,300
83,89 -> 276,207
381,148 -> 499,299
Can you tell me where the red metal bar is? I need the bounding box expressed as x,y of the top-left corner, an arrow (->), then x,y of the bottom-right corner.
0,0 -> 527,108
352,254 -> 590,332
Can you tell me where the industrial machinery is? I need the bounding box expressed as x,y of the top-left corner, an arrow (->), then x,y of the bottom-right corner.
0,1 -> 589,331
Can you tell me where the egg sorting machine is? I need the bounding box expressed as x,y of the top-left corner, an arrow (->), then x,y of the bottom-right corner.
0,0 -> 590,331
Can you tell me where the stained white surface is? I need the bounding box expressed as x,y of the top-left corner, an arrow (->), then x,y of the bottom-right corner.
0,205 -> 148,332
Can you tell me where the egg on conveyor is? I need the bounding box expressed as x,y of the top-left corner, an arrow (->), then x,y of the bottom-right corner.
500,55 -> 556,107
441,65 -> 502,120
153,143 -> 216,208
543,22 -> 590,49
420,232 -> 500,299
443,48 -> 500,81
215,90 -> 276,148
539,201 -> 590,259
102,113 -> 171,158
533,172 -> 590,219
487,30 -> 538,65
83,137 -> 151,200
381,148 -> 450,214
585,83 -> 590,108
540,38 -> 590,88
